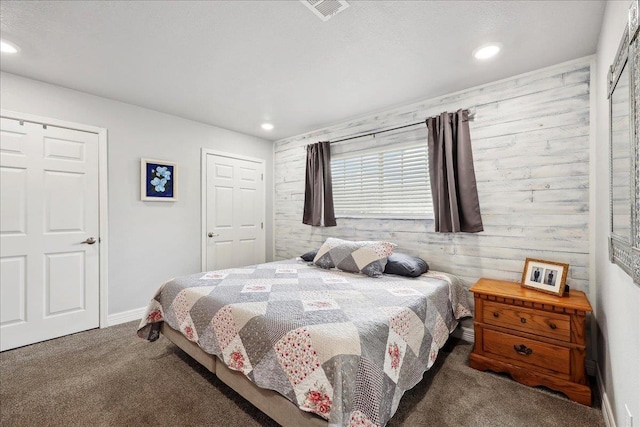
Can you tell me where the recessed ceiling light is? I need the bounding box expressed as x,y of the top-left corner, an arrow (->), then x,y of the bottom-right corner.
261,123 -> 274,131
473,43 -> 501,60
0,39 -> 20,54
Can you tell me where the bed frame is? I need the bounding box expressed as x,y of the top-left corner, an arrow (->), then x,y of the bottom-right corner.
161,323 -> 326,427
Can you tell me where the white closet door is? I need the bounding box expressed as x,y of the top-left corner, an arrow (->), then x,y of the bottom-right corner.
204,152 -> 265,271
0,118 -> 100,351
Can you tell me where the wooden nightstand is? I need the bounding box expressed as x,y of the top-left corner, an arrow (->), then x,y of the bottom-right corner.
469,278 -> 593,406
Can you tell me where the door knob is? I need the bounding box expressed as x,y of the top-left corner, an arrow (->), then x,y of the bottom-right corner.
208,232 -> 219,238
81,237 -> 97,245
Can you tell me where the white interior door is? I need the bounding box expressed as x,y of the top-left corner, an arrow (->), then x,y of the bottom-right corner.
0,117 -> 100,351
203,151 -> 265,271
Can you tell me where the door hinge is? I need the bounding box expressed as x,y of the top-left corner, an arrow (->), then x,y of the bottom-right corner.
261,173 -> 264,181
261,222 -> 264,229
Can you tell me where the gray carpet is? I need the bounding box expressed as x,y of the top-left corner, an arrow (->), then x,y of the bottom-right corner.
0,321 -> 604,427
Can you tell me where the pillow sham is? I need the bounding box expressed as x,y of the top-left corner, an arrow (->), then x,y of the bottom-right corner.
384,252 -> 429,277
300,249 -> 318,262
313,237 -> 396,277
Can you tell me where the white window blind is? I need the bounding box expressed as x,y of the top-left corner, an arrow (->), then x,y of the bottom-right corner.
331,143 -> 433,219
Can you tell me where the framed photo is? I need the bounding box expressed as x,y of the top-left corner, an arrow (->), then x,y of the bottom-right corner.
521,258 -> 569,296
141,158 -> 177,201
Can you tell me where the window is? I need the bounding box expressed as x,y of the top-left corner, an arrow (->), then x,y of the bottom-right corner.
331,144 -> 433,219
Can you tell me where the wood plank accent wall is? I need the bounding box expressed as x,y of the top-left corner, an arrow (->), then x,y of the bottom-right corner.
273,58 -> 592,301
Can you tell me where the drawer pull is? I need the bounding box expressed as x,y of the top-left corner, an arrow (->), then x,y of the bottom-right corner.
513,344 -> 533,356
520,317 -> 527,323
493,312 -> 499,318
549,323 -> 557,330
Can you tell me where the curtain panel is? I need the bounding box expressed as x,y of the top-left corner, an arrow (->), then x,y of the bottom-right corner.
302,141 -> 337,227
426,109 -> 484,233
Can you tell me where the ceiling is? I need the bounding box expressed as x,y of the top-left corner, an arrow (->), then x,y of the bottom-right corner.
0,1 -> 606,141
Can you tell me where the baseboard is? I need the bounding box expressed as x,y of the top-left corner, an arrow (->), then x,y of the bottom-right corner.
107,307 -> 146,327
452,325 -> 475,342
451,325 -> 597,376
597,365 -> 617,427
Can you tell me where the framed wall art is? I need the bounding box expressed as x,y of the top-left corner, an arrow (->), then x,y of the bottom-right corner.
521,258 -> 569,296
141,158 -> 177,201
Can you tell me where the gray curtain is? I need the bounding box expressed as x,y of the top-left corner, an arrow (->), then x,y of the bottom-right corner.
426,109 -> 483,233
302,141 -> 337,227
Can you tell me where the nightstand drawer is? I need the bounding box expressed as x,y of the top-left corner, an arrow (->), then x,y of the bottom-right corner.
482,329 -> 570,377
482,300 -> 571,342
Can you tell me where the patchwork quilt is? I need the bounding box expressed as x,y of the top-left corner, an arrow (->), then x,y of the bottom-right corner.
137,259 -> 471,427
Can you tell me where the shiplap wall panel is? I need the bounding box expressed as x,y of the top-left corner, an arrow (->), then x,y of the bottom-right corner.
273,58 -> 592,301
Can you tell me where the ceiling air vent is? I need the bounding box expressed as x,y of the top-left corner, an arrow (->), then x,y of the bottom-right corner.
301,0 -> 350,22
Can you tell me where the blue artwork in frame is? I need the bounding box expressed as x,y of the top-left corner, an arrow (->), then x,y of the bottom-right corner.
141,158 -> 177,201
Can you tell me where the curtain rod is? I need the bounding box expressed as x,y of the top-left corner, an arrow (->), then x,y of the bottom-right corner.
327,109 -> 475,145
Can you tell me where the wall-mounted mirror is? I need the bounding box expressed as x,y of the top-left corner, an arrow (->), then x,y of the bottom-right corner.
608,0 -> 639,285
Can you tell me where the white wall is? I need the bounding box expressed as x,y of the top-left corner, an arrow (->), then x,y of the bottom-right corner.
594,1 -> 640,425
0,72 -> 274,316
274,58 -> 592,302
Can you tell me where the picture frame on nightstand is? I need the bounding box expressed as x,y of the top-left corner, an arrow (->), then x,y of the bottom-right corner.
521,258 -> 569,296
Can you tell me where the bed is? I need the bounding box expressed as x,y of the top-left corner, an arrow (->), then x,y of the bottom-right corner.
137,258 -> 471,427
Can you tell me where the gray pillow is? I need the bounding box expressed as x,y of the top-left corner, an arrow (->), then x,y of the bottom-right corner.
313,237 -> 396,277
300,249 -> 318,262
384,252 -> 429,277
